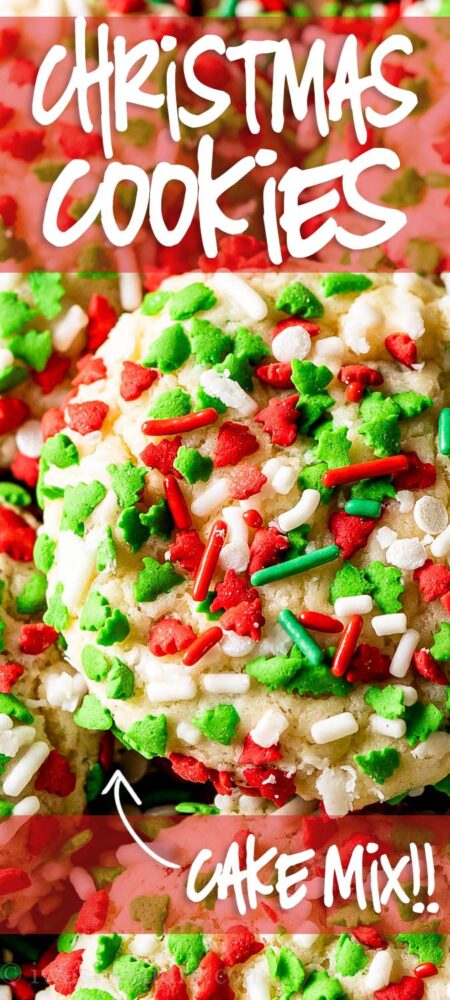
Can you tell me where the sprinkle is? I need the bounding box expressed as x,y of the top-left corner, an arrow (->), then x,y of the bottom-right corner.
413,964 -> 438,979
193,703 -> 240,744
163,475 -> 191,530
52,305 -> 87,352
389,630 -> 420,678
182,626 -> 223,666
0,869 -> 31,895
311,712 -> 358,744
3,741 -> 50,797
354,747 -> 400,784
323,455 -> 409,488
213,273 -> 268,320
147,678 -> 197,702
276,281 -> 323,319
169,281 -> 216,321
256,362 -> 293,388
334,595 -> 373,617
438,408 -> 450,455
430,524 -> 450,557
370,716 -> 406,739
413,495 -> 448,535
191,479 -> 230,518
276,489 -> 320,534
200,369 -> 257,417
386,538 -> 427,571
298,611 -> 343,634
15,420 -> 43,459
278,610 -> 323,666
176,722 -> 201,746
365,951 -> 393,991
142,408 -> 218,437
119,273 -> 142,312
250,544 -> 339,587
372,613 -> 407,637
331,614 -> 363,677
376,526 -> 398,549
344,499 -> 381,518
272,325 -> 311,363
201,673 -> 250,694
243,509 -> 263,529
250,709 -> 288,748
192,520 -> 227,601
397,490 -> 414,514
143,324 -> 191,374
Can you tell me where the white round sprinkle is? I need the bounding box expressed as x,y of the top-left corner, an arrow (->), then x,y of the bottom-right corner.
0,987 -> 13,1000
334,595 -> 373,617
311,712 -> 358,745
313,336 -> 344,368
414,495 -> 448,536
200,369 -> 257,417
396,490 -> 414,514
386,538 -> 427,570
220,631 -> 255,658
219,542 -> 250,573
369,715 -> 406,739
250,709 -> 288,748
16,420 -> 43,459
272,325 -> 311,363
372,613 -> 407,637
213,273 -> 268,320
53,304 -> 88,352
191,478 -> 230,517
389,629 -> 420,678
201,673 -> 250,695
3,742 -> 50,797
431,524 -> 450,557
365,950 -> 393,992
176,722 -> 201,746
130,936 -> 157,958
277,489 -> 320,534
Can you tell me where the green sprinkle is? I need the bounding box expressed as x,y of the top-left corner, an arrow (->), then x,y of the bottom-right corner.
233,326 -> 268,364
302,970 -> 346,1000
350,477 -> 396,503
94,936 -> 121,973
365,685 -> 405,719
173,446 -> 212,484
167,934 -> 206,974
431,622 -> 450,661
118,507 -> 150,553
321,274 -> 372,297
124,714 -> 167,759
0,365 -> 27,392
0,801 -> 13,818
314,426 -> 351,469
334,934 -> 368,976
278,609 -> 323,666
359,413 -> 401,458
57,934 -> 78,953
74,695 -> 113,731
344,499 -> 381,518
276,282 -> 324,318
250,544 -> 339,587
169,282 -> 216,320
196,592 -> 223,621
80,590 -> 111,632
0,482 -> 31,507
267,946 -> 305,999
134,557 -> 182,603
391,391 -> 432,419
97,527 -> 116,572
354,748 -> 400,784
74,991 -> 114,1000
0,694 -> 33,724
291,360 -> 332,396
364,561 -> 404,614
438,408 -> 450,455
298,463 -> 333,504
9,328 -> 52,372
176,802 -> 219,815
81,645 -> 109,682
97,609 -> 130,646
286,658 -> 350,697
16,572 -> 47,615
43,583 -> 69,631
41,433 -> 79,468
193,704 -> 240,745
196,387 -> 226,414
189,318 -> 232,365
215,353 -> 253,391
405,702 -> 443,746
286,524 -> 310,558
108,462 -> 146,509
106,658 -> 135,700
148,388 -> 191,420
246,654 -> 303,690
143,323 -> 191,373
396,933 -> 444,966
85,762 -> 105,802
112,956 -> 156,1000
61,481 -> 106,537
141,290 -> 172,315
0,291 -> 33,337
140,499 -> 172,540
28,272 -> 64,319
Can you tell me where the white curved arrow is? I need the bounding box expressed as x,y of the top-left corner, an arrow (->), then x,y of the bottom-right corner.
102,769 -> 181,870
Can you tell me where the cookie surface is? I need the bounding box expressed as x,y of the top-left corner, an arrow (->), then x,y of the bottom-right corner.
39,271 -> 450,814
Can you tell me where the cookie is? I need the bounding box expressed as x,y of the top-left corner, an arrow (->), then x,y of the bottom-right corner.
39,270 -> 450,814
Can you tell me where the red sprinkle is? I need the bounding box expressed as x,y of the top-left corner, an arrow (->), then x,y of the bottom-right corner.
153,965 -> 189,1000
0,662 -> 23,693
87,295 -> 117,351
345,381 -> 366,403
10,452 -> 39,488
11,981 -> 34,1000
168,753 -> 209,784
323,455 -> 409,488
141,436 -> 182,477
220,598 -> 264,641
413,963 -> 438,979
230,464 -> 267,500
213,421 -> 259,467
33,352 -> 70,395
346,643 -> 391,684
331,614 -> 363,677
413,648 -> 447,686
385,333 -> 418,368
339,364 -> 383,394
352,926 -> 387,949
195,952 -> 234,1000
182,626 -> 223,666
210,570 -> 257,612
67,401 -> 109,436
393,451 -> 436,491
168,529 -> 204,578
243,509 -> 263,529
0,194 -> 17,227
374,976 -> 424,1000
441,591 -> 450,615
0,868 -> 31,895
42,950 -> 84,996
216,926 -> 264,967
192,520 -> 228,602
239,734 -> 282,765
242,764 -> 296,807
120,361 -> 158,401
19,623 -> 58,655
0,507 -> 35,562
74,889 -> 109,934
255,394 -> 300,447
149,618 -> 196,657
299,611 -> 343,633
41,408 -> 65,441
72,356 -> 107,387
248,526 -> 290,575
164,475 -> 192,530
142,408 -> 218,437
0,398 -> 29,435
413,559 -> 450,602
34,749 -> 76,798
329,510 -> 378,559
256,362 -> 293,389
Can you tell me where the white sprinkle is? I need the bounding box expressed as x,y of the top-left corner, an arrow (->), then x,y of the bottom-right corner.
277,489 -> 320,534
372,613 -> 407,637
386,538 -> 427,570
270,465 -> 297,495
191,478 -> 230,517
147,678 -> 197,702
396,490 -> 414,514
251,709 -> 288,748
313,336 -> 344,368
53,304 -> 88,352
311,712 -> 358,745
389,629 -> 420,678
176,722 -> 201,746
0,348 -> 14,371
56,531 -> 97,611
200,369 -> 257,417
275,796 -> 314,816
315,766 -> 356,817
0,725 -> 36,759
409,785 -> 425,797
16,420 -> 43,459
13,796 -> 40,816
0,987 -> 13,1000
0,715 -> 13,733
293,933 -> 320,948
130,936 -> 157,958
220,631 -> 255,658
245,961 -> 271,1000
44,671 -> 87,713
272,325 -> 311,363
239,794 -> 268,813
365,950 -> 393,991
431,524 -> 450,557
258,622 -> 293,657
119,272 -> 142,312
3,742 -> 50,797
202,673 -> 250,695
341,299 -> 381,354
222,506 -> 248,545
334,595 -> 373,617
414,495 -> 448,536
213,273 -> 268,320
396,684 -> 418,706
219,542 -> 250,573
69,866 -> 96,900
370,715 -> 406,738
376,526 -> 398,549
412,730 -> 450,759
